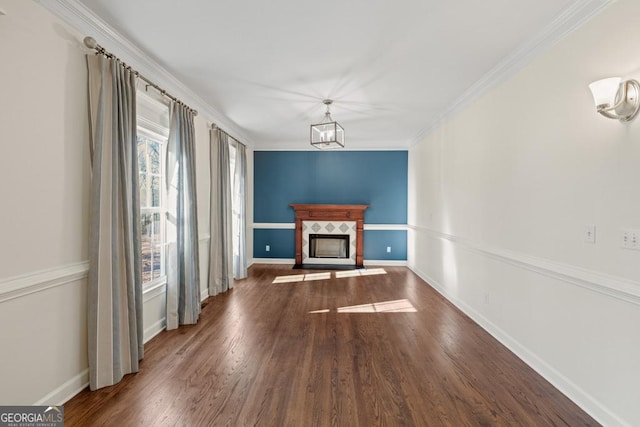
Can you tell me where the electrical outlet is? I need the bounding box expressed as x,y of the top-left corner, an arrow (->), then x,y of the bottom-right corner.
621,230 -> 640,250
386,246 -> 391,253
265,245 -> 270,252
621,230 -> 630,248
583,225 -> 596,244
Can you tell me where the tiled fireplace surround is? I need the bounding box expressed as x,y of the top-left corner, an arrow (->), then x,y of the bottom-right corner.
303,221 -> 356,265
289,204 -> 369,267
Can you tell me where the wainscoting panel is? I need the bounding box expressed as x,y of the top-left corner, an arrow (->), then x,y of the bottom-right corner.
408,226 -> 640,427
364,230 -> 407,261
253,225 -> 408,261
0,269 -> 88,406
253,228 -> 296,259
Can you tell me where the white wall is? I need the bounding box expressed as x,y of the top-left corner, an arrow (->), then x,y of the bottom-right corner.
0,0 -> 215,405
408,1 -> 640,425
0,0 -> 89,405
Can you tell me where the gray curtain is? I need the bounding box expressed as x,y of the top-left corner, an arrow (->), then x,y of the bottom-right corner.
86,55 -> 143,390
166,103 -> 201,330
209,129 -> 233,295
232,141 -> 248,279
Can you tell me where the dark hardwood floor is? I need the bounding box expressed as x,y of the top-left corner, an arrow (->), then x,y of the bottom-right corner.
64,265 -> 599,426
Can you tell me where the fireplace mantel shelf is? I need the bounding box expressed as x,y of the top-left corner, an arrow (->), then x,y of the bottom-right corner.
289,204 -> 369,267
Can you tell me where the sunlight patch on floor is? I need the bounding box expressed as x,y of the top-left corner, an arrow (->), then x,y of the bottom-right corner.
335,268 -> 387,279
304,272 -> 332,281
360,268 -> 387,276
334,270 -> 361,278
309,298 -> 416,314
272,274 -> 305,283
272,268 -> 386,284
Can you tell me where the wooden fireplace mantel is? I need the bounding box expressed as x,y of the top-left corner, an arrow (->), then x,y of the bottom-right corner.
289,204 -> 369,267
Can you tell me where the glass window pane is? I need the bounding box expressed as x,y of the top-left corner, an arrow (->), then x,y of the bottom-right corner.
141,212 -> 153,283
137,126 -> 166,284
137,139 -> 147,173
152,212 -> 161,242
151,176 -> 160,207
139,174 -> 148,208
152,251 -> 161,280
150,141 -> 160,174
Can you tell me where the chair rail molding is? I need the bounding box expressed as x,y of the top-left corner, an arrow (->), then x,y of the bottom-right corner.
408,224 -> 640,306
0,261 -> 90,303
252,222 -> 408,231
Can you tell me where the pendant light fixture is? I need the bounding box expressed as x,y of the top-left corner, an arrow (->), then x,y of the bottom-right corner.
310,99 -> 345,149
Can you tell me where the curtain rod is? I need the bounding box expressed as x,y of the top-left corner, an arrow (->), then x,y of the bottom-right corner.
211,124 -> 246,147
83,36 -> 198,116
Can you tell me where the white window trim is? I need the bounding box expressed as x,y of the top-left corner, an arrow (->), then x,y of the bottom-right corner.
136,90 -> 169,292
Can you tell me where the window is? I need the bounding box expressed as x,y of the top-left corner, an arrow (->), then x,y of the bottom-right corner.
138,133 -> 166,284
136,88 -> 170,287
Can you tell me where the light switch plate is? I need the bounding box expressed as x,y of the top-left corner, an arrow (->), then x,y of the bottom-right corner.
584,225 -> 596,244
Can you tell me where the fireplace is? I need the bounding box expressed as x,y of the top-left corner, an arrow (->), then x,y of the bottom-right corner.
309,234 -> 350,259
289,204 -> 368,267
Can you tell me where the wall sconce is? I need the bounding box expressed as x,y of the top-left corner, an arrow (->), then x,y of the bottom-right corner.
588,77 -> 640,122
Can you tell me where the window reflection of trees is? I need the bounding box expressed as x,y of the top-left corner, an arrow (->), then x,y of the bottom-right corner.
138,136 -> 164,284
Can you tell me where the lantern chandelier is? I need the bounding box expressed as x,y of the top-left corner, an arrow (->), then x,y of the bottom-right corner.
310,99 -> 345,149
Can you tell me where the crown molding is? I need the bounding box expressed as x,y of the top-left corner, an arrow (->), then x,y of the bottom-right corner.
409,0 -> 612,146
35,0 -> 253,146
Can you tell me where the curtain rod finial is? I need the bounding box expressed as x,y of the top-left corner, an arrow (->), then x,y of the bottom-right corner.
83,36 -> 98,49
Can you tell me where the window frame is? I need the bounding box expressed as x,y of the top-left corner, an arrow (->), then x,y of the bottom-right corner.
137,126 -> 168,291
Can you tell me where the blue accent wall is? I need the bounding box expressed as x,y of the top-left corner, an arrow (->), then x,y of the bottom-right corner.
254,229 -> 295,259
254,151 -> 407,224
363,230 -> 407,261
253,151 -> 408,260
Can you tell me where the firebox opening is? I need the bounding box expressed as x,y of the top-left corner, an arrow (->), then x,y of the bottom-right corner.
309,234 -> 349,259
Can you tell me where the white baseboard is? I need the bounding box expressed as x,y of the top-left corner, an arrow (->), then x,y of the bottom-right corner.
251,258 -> 295,265
364,260 -> 407,267
408,264 -> 629,427
34,369 -> 89,406
251,258 -> 407,266
143,318 -> 166,344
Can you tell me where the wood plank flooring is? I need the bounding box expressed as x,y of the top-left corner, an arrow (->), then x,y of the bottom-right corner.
64,265 -> 599,426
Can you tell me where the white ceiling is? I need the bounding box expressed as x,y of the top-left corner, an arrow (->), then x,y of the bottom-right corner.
75,0 -> 601,149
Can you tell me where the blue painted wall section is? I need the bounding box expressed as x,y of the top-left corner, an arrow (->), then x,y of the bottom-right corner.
254,151 -> 407,223
363,230 -> 407,261
254,151 -> 408,260
254,229 -> 295,259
